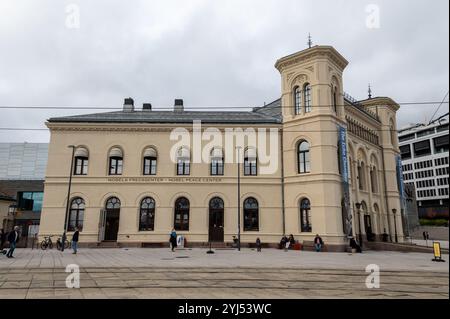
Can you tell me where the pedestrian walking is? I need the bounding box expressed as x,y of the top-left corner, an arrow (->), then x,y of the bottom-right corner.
6,226 -> 20,258
314,234 -> 324,252
169,229 -> 177,252
256,237 -> 262,252
72,227 -> 80,254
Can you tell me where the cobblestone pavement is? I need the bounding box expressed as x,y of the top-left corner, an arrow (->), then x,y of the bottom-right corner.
0,267 -> 448,299
0,248 -> 448,299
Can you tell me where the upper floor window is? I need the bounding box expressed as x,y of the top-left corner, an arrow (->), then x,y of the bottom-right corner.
108,147 -> 123,175
358,162 -> 366,190
143,147 -> 157,175
176,147 -> 190,175
210,148 -> 224,176
333,87 -> 338,113
370,167 -> 378,193
434,135 -> 449,153
297,141 -> 310,174
244,148 -> 257,176
74,147 -> 88,175
304,83 -> 312,113
413,140 -> 431,158
294,86 -> 302,115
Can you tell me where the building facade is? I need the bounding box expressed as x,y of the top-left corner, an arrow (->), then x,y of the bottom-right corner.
398,116 -> 449,220
0,143 -> 48,246
39,46 -> 405,250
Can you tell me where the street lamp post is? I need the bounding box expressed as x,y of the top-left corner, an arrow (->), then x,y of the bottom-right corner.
355,202 -> 363,249
62,145 -> 76,252
392,208 -> 398,243
236,146 -> 241,252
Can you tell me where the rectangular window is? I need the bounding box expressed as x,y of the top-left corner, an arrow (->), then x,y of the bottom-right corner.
17,192 -> 43,212
400,145 -> 412,160
109,157 -> 123,175
177,160 -> 190,175
244,159 -> 257,176
433,135 -> 449,153
413,140 -> 431,157
211,159 -> 224,176
74,157 -> 88,175
399,133 -> 415,142
143,157 -> 157,175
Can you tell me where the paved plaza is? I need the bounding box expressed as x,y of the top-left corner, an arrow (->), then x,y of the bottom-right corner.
0,248 -> 448,299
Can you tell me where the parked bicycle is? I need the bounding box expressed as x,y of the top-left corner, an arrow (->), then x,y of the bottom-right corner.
40,235 -> 54,250
40,235 -> 70,250
56,237 -> 71,251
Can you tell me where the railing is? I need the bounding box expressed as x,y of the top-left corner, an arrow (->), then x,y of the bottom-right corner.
344,92 -> 380,122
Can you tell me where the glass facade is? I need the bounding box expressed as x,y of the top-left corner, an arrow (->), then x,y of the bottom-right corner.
17,191 -> 44,212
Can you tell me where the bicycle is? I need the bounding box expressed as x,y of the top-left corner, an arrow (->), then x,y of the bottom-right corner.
40,235 -> 54,250
56,237 -> 71,251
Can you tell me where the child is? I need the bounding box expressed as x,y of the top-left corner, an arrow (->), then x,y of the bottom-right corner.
256,237 -> 262,252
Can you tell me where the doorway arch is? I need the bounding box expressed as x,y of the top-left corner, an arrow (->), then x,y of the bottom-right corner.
104,197 -> 121,241
208,197 -> 224,242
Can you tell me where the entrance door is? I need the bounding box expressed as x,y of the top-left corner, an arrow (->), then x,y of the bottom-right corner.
104,197 -> 121,241
364,214 -> 373,241
209,197 -> 224,242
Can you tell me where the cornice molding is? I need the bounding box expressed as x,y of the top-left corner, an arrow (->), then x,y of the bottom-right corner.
275,46 -> 349,73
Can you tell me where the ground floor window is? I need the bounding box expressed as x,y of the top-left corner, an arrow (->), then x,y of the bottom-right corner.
69,197 -> 85,231
243,197 -> 259,231
300,198 -> 312,232
174,197 -> 190,231
139,197 -> 155,231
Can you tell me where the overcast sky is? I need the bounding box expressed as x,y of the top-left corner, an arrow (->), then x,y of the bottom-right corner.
0,0 -> 448,143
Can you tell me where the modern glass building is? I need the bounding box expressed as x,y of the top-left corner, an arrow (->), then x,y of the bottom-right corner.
398,116 -> 449,220
0,143 -> 49,247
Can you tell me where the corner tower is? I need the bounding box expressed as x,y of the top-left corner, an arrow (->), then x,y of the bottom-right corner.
275,46 -> 349,249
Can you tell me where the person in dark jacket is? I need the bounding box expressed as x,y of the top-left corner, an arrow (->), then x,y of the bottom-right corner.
72,227 -> 80,254
169,229 -> 177,252
314,234 -> 324,252
6,226 -> 20,258
256,238 -> 262,252
350,237 -> 362,253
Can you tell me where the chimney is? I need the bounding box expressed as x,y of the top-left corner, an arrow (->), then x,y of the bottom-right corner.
123,97 -> 134,112
143,103 -> 152,111
174,99 -> 184,112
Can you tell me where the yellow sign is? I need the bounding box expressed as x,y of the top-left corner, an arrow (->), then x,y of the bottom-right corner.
433,242 -> 441,259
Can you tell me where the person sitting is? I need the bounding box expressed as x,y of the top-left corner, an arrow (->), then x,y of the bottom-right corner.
288,234 -> 296,247
279,236 -> 288,249
314,234 -> 324,252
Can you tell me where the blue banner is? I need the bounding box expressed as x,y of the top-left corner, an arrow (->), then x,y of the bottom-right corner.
338,125 -> 352,238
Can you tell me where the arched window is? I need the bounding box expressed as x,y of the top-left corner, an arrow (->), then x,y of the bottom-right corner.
370,166 -> 378,193
333,87 -> 338,113
341,198 -> 347,234
74,147 -> 89,176
389,119 -> 397,146
139,197 -> 155,231
176,147 -> 190,176
109,147 -> 123,175
243,197 -> 259,231
174,197 -> 190,231
294,86 -> 302,115
106,197 -> 121,209
210,148 -> 224,176
297,141 -> 310,173
143,147 -> 157,175
358,161 -> 366,190
304,83 -> 312,113
68,197 -> 85,231
300,198 -> 312,232
244,148 -> 257,176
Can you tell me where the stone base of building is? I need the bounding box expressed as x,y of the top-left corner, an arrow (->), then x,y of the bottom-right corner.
76,241 -> 349,252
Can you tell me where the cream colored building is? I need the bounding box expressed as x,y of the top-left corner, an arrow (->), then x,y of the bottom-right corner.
39,45 -> 405,250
